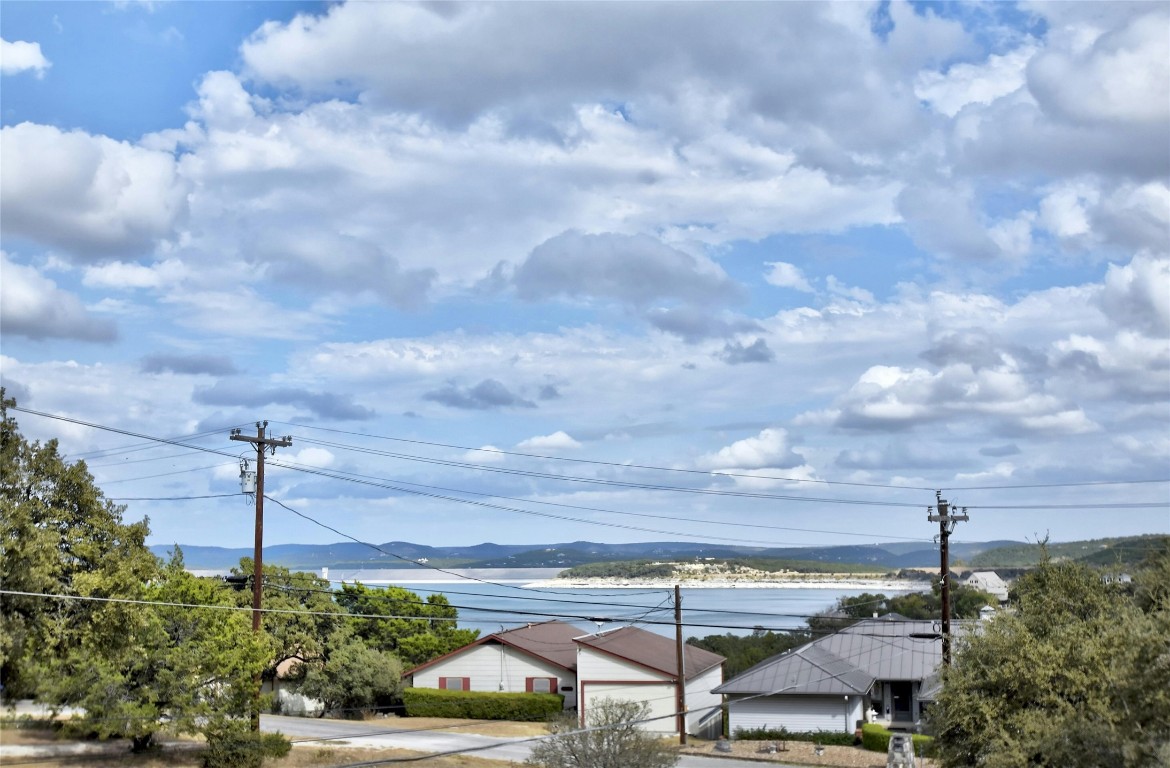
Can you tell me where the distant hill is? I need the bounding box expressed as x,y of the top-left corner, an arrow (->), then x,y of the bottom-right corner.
968,535 -> 1169,569
151,535 -> 1163,573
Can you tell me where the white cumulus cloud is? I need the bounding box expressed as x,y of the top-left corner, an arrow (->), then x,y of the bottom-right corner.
517,431 -> 581,451
1,39 -> 51,77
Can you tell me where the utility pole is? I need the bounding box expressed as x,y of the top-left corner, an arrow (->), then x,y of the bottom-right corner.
927,491 -> 967,666
231,421 -> 291,730
674,584 -> 687,745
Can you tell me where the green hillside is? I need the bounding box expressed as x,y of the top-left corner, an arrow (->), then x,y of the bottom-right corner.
969,535 -> 1168,568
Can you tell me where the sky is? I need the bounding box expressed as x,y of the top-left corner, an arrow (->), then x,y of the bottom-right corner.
1,1 -> 1168,553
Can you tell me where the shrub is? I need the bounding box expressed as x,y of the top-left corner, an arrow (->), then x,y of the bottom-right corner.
403,687 -> 564,721
860,723 -> 935,756
733,726 -> 856,746
201,720 -> 290,768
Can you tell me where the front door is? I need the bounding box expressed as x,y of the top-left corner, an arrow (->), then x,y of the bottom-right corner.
890,681 -> 913,720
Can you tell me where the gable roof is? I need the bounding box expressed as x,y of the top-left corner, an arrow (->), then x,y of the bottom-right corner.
714,619 -> 948,696
575,625 -> 724,680
714,642 -> 874,696
407,620 -> 583,676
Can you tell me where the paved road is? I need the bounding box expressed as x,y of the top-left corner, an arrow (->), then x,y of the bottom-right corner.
262,713 -> 800,767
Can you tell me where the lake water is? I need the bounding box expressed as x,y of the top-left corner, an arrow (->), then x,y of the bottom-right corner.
322,568 -> 923,639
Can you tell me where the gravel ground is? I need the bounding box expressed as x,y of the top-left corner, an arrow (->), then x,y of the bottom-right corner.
681,739 -> 937,767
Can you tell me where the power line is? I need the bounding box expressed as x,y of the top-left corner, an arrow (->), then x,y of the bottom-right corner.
95,462 -> 235,485
291,436 -> 928,507
275,421 -> 938,491
267,457 -> 935,543
0,590 -> 850,634
108,493 -> 241,501
10,407 -> 237,460
263,495 -> 680,599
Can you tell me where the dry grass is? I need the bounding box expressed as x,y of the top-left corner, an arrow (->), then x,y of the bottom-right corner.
0,720 -> 528,768
681,738 -> 938,768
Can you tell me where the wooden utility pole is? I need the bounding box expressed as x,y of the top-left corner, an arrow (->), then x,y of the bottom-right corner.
674,584 -> 687,745
230,421 -> 291,730
928,491 -> 967,666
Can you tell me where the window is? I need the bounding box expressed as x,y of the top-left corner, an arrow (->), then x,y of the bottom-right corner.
439,677 -> 469,691
526,677 -> 556,694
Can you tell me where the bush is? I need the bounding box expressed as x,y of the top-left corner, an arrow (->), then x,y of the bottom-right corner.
526,698 -> 678,768
202,720 -> 290,768
733,726 -> 856,746
860,723 -> 934,756
403,688 -> 564,721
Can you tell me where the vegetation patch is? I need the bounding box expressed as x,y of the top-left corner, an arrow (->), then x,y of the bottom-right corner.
402,687 -> 564,721
733,726 -> 857,746
861,723 -> 934,756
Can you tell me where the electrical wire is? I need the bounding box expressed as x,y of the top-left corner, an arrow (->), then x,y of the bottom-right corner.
0,589 -> 855,634
275,421 -> 939,491
267,457 -> 936,543
262,494 -> 670,598
289,436 -> 929,507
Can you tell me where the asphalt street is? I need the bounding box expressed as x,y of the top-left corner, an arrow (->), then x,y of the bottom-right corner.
262,713 -> 797,767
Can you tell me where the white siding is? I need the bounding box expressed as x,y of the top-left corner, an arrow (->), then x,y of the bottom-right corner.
686,665 -> 724,739
412,644 -> 573,707
577,647 -> 663,683
727,695 -> 861,735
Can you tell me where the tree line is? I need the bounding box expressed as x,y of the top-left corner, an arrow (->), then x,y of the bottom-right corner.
0,393 -> 477,765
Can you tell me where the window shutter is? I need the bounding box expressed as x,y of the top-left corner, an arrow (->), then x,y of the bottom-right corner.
525,678 -> 534,693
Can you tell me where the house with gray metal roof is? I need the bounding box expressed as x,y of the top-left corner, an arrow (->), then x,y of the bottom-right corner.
713,618 -> 949,735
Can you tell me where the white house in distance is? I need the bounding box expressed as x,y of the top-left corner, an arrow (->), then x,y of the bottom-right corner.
964,571 -> 1010,603
406,620 -> 725,738
714,618 -> 952,735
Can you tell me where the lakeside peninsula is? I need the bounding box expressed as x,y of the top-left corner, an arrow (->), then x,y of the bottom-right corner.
524,561 -> 926,591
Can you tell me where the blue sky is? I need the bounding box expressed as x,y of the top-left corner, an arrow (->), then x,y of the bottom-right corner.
2,1 -> 1167,552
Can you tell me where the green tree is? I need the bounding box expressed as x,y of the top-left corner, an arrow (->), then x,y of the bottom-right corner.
688,629 -> 811,678
296,626 -> 404,717
0,396 -> 287,763
1,391 -> 159,700
806,583 -> 996,633
929,550 -> 1170,767
336,581 -> 478,666
525,698 -> 679,768
226,559 -> 343,688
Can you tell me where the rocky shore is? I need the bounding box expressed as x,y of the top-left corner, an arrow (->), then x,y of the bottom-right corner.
524,565 -> 922,591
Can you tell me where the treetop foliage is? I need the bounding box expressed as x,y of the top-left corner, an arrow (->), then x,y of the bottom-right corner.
0,394 -> 478,754
929,544 -> 1170,768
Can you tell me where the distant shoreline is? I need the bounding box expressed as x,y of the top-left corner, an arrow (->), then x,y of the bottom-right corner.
523,576 -> 924,590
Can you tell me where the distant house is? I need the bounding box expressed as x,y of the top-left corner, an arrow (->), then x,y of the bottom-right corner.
263,657 -> 324,717
406,621 -> 725,738
965,571 -> 1010,603
576,625 -> 725,739
407,620 -> 581,708
714,619 -> 955,734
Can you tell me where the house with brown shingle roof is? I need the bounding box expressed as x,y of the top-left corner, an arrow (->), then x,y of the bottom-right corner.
576,624 -> 725,739
406,621 -> 725,738
407,620 -> 582,708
